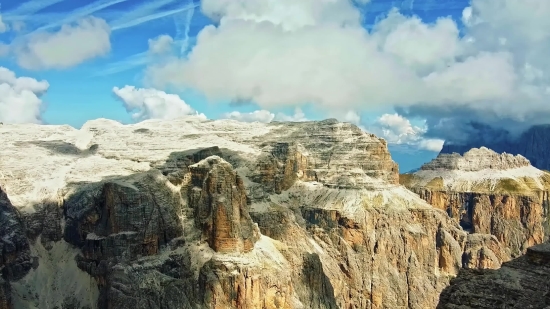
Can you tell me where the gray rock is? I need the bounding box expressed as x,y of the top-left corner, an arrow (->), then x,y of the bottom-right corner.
438,242 -> 550,309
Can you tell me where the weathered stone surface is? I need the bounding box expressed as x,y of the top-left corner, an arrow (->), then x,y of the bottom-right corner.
189,156 -> 260,253
0,278 -> 11,309
250,142 -> 311,194
424,147 -> 531,171
402,148 -> 550,257
438,242 -> 550,309
0,187 -> 31,282
63,170 -> 184,288
0,118 -> 515,309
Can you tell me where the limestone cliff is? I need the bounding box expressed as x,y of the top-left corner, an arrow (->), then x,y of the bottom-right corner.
437,242 -> 550,309
0,118 -> 507,309
401,147 -> 550,257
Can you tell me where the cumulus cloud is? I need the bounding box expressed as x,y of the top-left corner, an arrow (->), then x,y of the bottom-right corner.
148,34 -> 174,54
275,107 -> 308,122
145,0 -> 468,110
14,17 -> 111,69
144,0 -> 550,147
0,67 -> 49,124
342,110 -> 361,125
221,107 -> 309,123
221,110 -> 274,123
368,113 -> 444,152
112,85 -> 205,121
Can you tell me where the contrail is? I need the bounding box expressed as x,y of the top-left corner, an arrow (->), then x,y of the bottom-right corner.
35,0 -> 130,31
173,0 -> 195,57
92,52 -> 148,76
111,3 -> 199,31
108,0 -> 176,27
5,0 -> 68,16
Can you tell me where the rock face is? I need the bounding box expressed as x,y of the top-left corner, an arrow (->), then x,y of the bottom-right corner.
0,118 -> 509,309
0,187 -> 32,282
440,124 -> 550,171
0,187 -> 32,309
437,242 -> 550,309
401,147 -> 550,257
189,156 -> 260,253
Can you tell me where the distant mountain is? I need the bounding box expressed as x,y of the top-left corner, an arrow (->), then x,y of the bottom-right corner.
401,147 -> 550,257
440,124 -> 550,171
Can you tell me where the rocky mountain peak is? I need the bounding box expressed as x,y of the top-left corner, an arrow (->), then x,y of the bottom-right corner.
440,124 -> 550,171
421,147 -> 531,172
189,156 -> 260,253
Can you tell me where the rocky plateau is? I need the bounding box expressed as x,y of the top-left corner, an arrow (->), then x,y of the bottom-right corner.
0,117 -> 535,309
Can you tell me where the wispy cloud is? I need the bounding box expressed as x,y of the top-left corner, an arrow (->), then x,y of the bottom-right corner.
93,51 -> 148,76
5,0 -> 67,16
34,0 -> 129,32
110,2 -> 198,31
173,0 -> 195,56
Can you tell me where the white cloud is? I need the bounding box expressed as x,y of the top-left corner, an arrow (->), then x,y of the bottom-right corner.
221,107 -> 308,123
275,107 -> 308,122
418,139 -> 445,152
144,0 -> 550,135
14,17 -> 111,70
0,67 -> 49,124
112,85 -> 205,121
221,110 -> 274,123
373,9 -> 461,74
0,43 -> 9,57
342,110 -> 361,125
369,113 -> 444,152
148,34 -> 174,54
200,0 -> 362,31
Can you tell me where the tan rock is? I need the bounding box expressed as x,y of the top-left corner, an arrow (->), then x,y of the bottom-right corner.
402,147 -> 550,258
189,156 -> 261,253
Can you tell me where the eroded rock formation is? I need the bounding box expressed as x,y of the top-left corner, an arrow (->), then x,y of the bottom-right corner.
437,242 -> 550,309
401,147 -> 550,257
440,124 -> 550,171
0,118 -> 512,308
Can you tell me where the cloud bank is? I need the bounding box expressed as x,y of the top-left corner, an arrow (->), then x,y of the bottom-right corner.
0,67 -> 49,124
144,0 -> 550,148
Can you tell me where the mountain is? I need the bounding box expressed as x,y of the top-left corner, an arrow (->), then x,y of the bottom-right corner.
401,147 -> 550,257
440,124 -> 550,171
0,117 -> 508,309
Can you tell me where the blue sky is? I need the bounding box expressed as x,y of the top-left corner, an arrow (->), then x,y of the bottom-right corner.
0,0 -> 547,172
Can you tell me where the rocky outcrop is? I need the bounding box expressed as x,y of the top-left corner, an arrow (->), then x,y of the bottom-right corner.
401,148 -> 550,258
0,118 -> 512,309
250,142 -> 312,194
423,147 -> 531,171
0,187 -> 32,282
189,156 -> 260,253
440,124 -> 550,171
0,188 -> 31,309
437,242 -> 550,309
